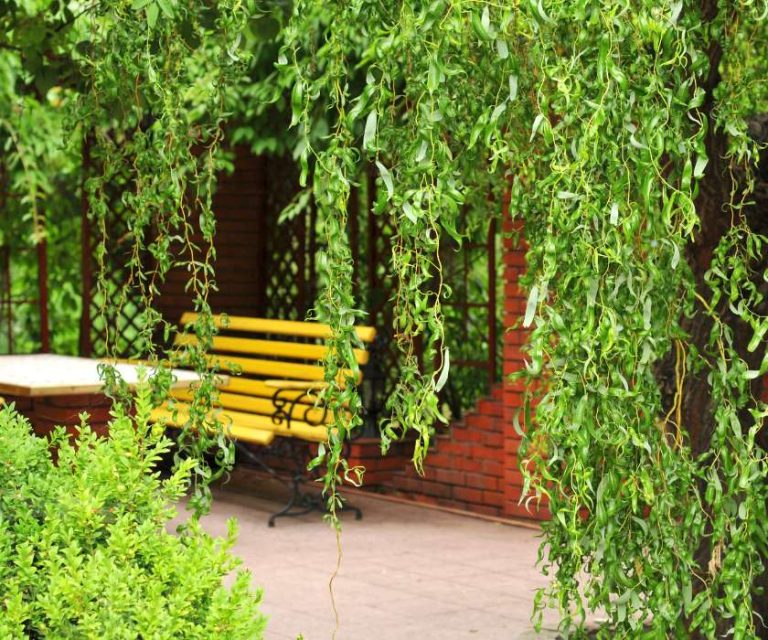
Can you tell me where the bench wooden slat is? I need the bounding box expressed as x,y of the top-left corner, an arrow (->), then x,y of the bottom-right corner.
206,354 -> 360,384
263,380 -> 328,390
222,378 -> 352,408
150,406 -> 276,446
154,402 -> 328,444
181,312 -> 376,343
206,354 -> 326,381
222,378 -> 322,403
174,334 -> 370,365
171,388 -> 336,425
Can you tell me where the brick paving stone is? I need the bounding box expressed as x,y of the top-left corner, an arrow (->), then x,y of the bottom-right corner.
196,477 -> 574,640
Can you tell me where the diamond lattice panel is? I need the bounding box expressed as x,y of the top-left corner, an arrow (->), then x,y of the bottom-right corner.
263,158 -> 314,320
86,207 -> 150,359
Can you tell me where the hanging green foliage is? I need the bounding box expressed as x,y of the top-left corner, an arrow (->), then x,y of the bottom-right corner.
278,0 -> 768,635
276,0 -> 515,510
75,1 -> 251,512
4,0 -> 768,634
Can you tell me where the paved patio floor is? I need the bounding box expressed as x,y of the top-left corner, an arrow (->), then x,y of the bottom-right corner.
198,474 -> 566,640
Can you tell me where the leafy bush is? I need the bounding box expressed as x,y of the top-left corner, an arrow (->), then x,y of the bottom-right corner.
0,385 -> 267,639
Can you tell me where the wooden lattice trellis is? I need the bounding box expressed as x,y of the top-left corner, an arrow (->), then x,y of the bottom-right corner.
350,171 -> 500,416
81,205 -> 150,359
349,170 -> 402,396
438,217 -> 500,416
80,138 -> 151,358
263,159 -> 316,320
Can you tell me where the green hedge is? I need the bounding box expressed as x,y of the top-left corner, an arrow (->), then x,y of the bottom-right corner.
0,386 -> 266,639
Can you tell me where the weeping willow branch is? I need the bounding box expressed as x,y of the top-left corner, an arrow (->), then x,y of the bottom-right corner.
279,0 -> 768,636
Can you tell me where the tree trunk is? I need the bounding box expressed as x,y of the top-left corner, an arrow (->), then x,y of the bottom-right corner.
654,2 -> 768,635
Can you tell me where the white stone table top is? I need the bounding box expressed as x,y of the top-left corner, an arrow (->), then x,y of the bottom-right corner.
0,354 -> 206,397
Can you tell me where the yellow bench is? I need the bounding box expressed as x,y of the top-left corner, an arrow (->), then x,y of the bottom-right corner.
151,312 -> 376,524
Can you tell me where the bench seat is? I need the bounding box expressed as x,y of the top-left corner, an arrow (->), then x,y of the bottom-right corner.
150,404 -> 276,446
151,400 -> 329,444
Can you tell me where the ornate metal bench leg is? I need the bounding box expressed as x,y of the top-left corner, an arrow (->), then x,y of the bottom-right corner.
268,471 -> 301,527
267,469 -> 364,526
253,395 -> 369,526
268,491 -> 363,525
345,502 -> 363,520
268,470 -> 325,527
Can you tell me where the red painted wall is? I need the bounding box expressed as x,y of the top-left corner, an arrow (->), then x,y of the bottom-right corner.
156,148 -> 268,325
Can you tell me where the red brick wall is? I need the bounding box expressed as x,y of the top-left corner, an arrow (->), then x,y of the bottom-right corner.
364,198 -> 548,522
382,386 -> 506,516
7,393 -> 113,441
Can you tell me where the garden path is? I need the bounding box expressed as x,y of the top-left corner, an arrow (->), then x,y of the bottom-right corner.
199,472 -> 568,640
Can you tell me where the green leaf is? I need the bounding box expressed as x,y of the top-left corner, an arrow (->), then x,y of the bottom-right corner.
693,155 -> 708,179
427,62 -> 441,92
481,7 -> 492,33
435,348 -> 450,392
670,1 -> 683,24
673,243 -> 681,270
682,580 -> 692,611
523,284 -> 539,328
414,140 -> 428,163
146,3 -> 159,28
531,0 -> 552,24
363,110 -> 378,150
375,161 -> 394,199
609,202 -> 619,225
642,296 -> 652,330
402,202 -> 418,224
156,0 -> 173,18
747,321 -> 767,353
530,114 -> 545,141
496,39 -> 509,60
471,11 -> 493,41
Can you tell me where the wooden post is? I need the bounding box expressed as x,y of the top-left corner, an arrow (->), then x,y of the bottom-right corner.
487,217 -> 497,385
37,231 -> 50,353
79,138 -> 92,357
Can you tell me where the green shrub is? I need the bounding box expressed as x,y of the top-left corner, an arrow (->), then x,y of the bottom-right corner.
0,385 -> 267,639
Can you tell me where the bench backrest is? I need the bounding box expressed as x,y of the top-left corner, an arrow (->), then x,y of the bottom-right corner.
173,313 -> 376,422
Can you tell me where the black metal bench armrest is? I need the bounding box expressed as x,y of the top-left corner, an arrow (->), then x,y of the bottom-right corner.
270,385 -> 329,431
